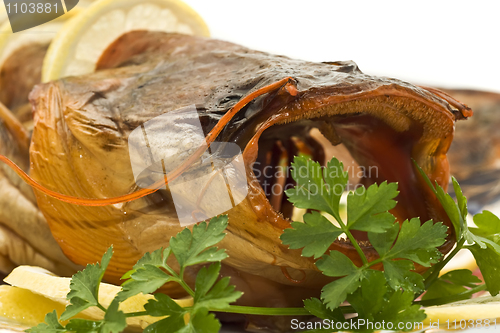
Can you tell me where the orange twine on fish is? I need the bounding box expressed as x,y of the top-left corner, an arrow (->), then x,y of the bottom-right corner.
0,77 -> 298,207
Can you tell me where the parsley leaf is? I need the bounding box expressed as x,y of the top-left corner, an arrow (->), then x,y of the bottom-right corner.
144,293 -> 187,317
376,290 -> 425,329
347,270 -> 386,319
65,319 -> 101,333
415,165 -> 463,239
452,177 -> 468,222
285,156 -> 347,221
170,216 -> 228,268
179,308 -> 221,333
439,269 -> 483,286
375,219 -> 447,265
369,219 -> 447,293
117,264 -> 173,301
280,211 -> 342,259
316,251 -> 360,277
348,271 -> 425,332
61,247 -> 113,321
382,260 -> 425,292
26,311 -> 65,333
100,300 -> 127,333
466,211 -> 500,280
422,269 -> 482,301
143,294 -> 187,333
366,223 -> 399,258
193,262 -> 242,311
304,298 -> 344,322
121,248 -> 167,280
316,251 -> 364,309
346,181 -> 399,233
445,177 -> 500,253
470,210 -> 500,238
321,274 -> 363,310
469,243 -> 500,295
143,316 -> 186,333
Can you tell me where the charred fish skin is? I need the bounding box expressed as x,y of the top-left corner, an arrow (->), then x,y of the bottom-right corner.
29,32 -> 468,305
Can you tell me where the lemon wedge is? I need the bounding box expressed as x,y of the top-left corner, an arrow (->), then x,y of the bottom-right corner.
42,0 -> 209,82
4,265 -> 193,329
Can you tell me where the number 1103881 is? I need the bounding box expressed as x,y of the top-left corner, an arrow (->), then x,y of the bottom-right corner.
5,2 -> 60,14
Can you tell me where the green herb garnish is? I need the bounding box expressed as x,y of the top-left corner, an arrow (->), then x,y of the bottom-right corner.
281,156 -> 447,329
27,156 -> 500,332
28,216 -> 243,333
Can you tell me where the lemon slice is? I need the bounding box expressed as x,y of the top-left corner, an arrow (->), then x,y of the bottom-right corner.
42,0 -> 209,82
0,285 -> 67,328
0,10 -> 80,70
4,265 -> 193,328
424,295 -> 500,326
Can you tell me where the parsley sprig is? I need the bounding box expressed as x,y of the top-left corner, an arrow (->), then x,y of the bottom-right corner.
281,156 -> 447,328
27,155 -> 500,333
282,156 -> 500,331
28,216 -> 244,333
415,164 -> 500,303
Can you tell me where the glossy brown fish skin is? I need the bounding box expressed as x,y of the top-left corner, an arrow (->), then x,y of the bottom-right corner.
29,32 -> 468,303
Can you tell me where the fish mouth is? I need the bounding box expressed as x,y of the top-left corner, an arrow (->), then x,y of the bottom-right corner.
242,89 -> 463,266
95,31 -> 461,253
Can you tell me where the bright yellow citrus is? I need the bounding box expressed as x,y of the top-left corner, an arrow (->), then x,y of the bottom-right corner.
42,0 -> 209,82
4,265 -> 193,329
0,9 -> 80,70
0,285 -> 66,328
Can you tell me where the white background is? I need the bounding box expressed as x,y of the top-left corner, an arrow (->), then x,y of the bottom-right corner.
183,0 -> 500,93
